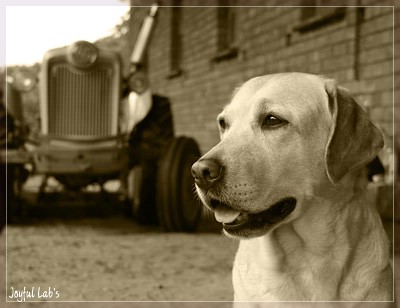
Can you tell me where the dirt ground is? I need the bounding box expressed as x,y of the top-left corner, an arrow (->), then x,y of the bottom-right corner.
2,215 -> 399,308
1,213 -> 239,303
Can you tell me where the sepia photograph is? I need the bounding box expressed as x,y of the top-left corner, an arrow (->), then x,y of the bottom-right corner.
0,0 -> 398,307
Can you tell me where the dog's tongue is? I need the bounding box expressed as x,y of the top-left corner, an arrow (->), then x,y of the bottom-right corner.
214,204 -> 241,224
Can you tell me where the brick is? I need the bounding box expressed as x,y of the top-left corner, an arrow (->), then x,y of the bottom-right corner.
359,60 -> 393,79
332,42 -> 350,57
360,30 -> 393,49
359,44 -> 394,64
373,76 -> 395,91
364,7 -> 394,20
360,12 -> 395,36
322,55 -> 354,72
371,91 -> 395,107
343,79 -> 376,94
370,106 -> 394,122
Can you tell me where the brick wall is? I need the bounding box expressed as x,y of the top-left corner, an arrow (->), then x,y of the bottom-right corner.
128,3 -> 397,157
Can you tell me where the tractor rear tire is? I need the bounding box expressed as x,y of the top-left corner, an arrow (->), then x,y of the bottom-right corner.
156,137 -> 202,232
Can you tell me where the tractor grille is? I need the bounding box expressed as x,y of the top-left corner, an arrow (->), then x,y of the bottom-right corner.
47,64 -> 116,137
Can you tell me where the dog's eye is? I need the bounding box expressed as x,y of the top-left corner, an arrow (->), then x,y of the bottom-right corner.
263,115 -> 284,128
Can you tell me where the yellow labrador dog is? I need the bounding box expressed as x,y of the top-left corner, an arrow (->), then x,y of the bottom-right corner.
191,73 -> 392,301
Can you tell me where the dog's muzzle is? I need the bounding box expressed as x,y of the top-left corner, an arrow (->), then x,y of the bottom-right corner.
192,158 -> 296,237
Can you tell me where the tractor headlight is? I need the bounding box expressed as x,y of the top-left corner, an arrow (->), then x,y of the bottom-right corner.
127,70 -> 149,94
67,41 -> 98,69
10,69 -> 37,92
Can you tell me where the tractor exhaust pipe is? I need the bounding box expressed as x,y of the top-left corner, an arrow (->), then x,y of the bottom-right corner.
130,3 -> 159,68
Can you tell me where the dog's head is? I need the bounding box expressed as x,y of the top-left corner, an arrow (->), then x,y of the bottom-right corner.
191,73 -> 383,239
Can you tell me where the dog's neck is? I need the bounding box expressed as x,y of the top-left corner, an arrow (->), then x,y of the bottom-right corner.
234,170 -> 391,301
286,169 -> 374,255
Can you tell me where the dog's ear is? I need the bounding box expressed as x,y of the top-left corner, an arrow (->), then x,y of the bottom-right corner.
324,80 -> 384,184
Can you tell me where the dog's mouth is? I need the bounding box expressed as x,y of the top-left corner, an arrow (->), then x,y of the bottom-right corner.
210,197 -> 297,237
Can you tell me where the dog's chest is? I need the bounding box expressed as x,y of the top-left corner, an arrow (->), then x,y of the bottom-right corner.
232,237 -> 340,301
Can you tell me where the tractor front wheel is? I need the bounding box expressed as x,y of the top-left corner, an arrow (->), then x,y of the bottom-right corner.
7,164 -> 27,222
126,162 -> 158,225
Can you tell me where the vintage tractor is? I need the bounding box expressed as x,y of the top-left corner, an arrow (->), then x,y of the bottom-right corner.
1,4 -> 203,231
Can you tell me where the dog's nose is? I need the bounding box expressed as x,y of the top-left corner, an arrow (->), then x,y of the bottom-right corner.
191,159 -> 223,189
